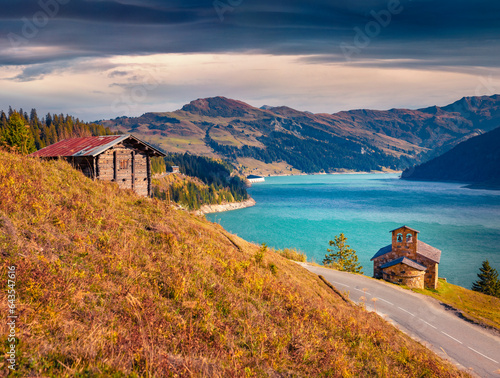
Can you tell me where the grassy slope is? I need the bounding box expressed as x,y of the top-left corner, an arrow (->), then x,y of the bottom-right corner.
0,151 -> 468,377
415,279 -> 500,330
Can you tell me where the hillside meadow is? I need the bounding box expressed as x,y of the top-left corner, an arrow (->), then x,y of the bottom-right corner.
0,151 -> 469,377
415,279 -> 500,331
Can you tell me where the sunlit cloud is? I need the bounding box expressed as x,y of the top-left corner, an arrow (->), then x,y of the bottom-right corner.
0,0 -> 499,119
2,53 -> 500,120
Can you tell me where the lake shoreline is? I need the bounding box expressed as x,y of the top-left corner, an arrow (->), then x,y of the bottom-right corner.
264,169 -> 402,178
401,176 -> 500,191
197,197 -> 256,215
207,173 -> 500,290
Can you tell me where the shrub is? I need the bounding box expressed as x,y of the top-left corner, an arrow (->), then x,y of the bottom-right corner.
323,233 -> 363,273
276,248 -> 307,262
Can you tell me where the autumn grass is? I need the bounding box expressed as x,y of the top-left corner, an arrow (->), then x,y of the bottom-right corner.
274,248 -> 307,263
0,150 -> 470,377
414,279 -> 500,331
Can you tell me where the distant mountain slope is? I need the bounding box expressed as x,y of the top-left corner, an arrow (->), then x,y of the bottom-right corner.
401,125 -> 500,189
181,97 -> 256,117
100,94 -> 500,175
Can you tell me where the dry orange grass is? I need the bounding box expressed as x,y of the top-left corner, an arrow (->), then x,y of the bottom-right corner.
0,151 -> 470,377
274,248 -> 307,263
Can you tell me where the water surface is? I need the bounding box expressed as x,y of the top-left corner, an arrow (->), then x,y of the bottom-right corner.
207,174 -> 500,289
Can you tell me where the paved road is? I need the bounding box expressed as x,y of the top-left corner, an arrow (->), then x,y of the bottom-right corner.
299,263 -> 500,377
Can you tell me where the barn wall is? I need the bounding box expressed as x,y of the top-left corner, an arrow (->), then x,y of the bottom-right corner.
97,142 -> 151,197
72,157 -> 95,179
97,152 -> 114,182
133,152 -> 149,197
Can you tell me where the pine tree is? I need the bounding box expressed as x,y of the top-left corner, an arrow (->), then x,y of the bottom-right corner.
2,112 -> 36,154
323,233 -> 363,273
30,108 -> 38,122
45,113 -> 52,127
0,111 -> 7,129
472,260 -> 500,298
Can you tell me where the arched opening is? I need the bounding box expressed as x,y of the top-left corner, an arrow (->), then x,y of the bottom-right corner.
406,233 -> 413,243
397,233 -> 403,242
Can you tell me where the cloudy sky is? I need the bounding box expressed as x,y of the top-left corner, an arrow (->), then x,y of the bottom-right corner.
1,0 -> 500,120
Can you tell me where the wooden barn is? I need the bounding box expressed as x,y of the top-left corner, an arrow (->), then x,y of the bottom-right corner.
31,135 -> 165,197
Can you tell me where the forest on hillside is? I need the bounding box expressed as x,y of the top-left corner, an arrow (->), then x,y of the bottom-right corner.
151,153 -> 249,209
402,125 -> 500,189
205,127 -> 406,173
0,107 -> 116,153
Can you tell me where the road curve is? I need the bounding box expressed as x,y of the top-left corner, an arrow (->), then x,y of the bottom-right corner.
299,263 -> 500,378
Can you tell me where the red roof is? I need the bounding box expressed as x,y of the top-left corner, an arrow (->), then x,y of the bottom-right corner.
31,135 -> 164,158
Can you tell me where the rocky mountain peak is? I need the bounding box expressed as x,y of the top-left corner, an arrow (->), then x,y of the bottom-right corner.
181,96 -> 256,117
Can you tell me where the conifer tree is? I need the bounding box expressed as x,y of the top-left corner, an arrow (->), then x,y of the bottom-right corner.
1,107 -> 116,150
0,111 -> 7,129
2,112 -> 36,154
30,108 -> 38,122
472,260 -> 500,298
45,113 -> 52,127
323,233 -> 363,273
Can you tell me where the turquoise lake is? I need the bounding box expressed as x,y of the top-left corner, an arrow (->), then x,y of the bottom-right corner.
207,174 -> 500,289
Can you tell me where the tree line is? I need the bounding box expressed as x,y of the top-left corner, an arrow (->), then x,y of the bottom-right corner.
205,127 -> 405,173
0,107 -> 116,154
163,153 -> 248,201
151,153 -> 249,209
152,175 -> 245,210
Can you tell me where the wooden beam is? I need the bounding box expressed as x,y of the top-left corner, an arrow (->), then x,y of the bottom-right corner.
131,150 -> 135,192
113,151 -> 117,182
147,154 -> 151,197
92,157 -> 97,180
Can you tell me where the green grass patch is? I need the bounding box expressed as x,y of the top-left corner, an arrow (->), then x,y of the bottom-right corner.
414,279 -> 500,330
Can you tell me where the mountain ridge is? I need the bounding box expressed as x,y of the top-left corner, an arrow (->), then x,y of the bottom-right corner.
401,125 -> 500,189
100,94 -> 500,175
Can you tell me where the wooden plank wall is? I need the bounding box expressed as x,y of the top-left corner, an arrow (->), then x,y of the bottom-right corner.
73,157 -> 95,179
97,142 -> 150,197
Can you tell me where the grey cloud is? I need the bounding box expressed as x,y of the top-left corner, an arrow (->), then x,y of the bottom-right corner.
9,60 -> 71,81
108,70 -> 128,78
0,0 -> 499,69
8,58 -> 122,81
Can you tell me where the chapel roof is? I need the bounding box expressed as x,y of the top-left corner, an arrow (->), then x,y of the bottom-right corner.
389,225 -> 420,234
370,241 -> 441,263
379,257 -> 427,271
